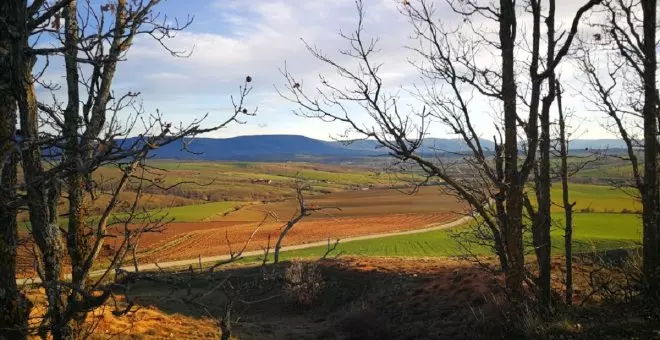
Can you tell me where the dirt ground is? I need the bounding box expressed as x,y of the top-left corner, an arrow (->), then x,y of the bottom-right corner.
36,257 -> 508,340
24,255 -> 660,339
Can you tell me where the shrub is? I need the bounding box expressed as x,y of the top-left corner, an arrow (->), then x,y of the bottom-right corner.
283,261 -> 324,306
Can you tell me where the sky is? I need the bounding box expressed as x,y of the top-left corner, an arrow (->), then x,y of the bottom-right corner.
104,0 -> 620,141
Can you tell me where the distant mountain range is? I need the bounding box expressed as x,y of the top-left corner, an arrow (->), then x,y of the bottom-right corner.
141,134 -> 628,161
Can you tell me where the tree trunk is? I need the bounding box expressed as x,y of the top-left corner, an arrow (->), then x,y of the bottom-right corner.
274,217 -> 302,264
7,1 -> 68,337
557,81 -> 574,305
0,20 -> 31,335
640,0 -> 659,301
528,0 -> 554,307
500,0 -> 524,300
220,299 -> 234,340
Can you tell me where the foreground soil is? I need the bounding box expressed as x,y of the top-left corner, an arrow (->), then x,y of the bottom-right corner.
25,256 -> 660,339
29,257 -> 507,339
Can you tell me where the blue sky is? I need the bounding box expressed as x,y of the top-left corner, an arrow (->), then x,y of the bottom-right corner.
86,0 -> 621,141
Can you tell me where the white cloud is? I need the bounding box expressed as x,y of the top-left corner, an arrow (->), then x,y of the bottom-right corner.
107,0 -> 620,141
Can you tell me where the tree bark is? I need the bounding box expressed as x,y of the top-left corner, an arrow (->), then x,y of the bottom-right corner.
7,1 -> 69,338
640,0 -> 659,301
0,10 -> 31,334
500,0 -> 524,300
533,0 -> 557,307
556,81 -> 574,305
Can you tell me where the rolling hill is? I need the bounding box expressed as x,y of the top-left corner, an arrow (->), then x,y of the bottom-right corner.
130,134 -> 626,161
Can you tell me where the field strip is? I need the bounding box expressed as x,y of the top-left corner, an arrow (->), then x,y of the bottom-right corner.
16,214 -> 472,286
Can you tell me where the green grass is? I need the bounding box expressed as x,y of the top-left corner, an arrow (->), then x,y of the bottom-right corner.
20,201 -> 241,231
274,212 -> 642,260
578,164 -> 636,180
125,201 -> 242,222
551,184 -> 640,213
526,183 -> 640,213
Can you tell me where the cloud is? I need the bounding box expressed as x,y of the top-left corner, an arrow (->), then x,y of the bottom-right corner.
107,0 -> 619,141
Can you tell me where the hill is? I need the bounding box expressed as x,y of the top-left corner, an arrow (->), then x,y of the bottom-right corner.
144,135 -> 380,161
132,135 -> 627,161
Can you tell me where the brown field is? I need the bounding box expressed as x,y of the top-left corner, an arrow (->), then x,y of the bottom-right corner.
134,213 -> 456,264
131,186 -> 465,264
220,185 -> 462,221
17,191 -> 200,223
17,186 -> 465,274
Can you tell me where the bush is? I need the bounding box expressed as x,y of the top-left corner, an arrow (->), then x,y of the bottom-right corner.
283,261 -> 324,306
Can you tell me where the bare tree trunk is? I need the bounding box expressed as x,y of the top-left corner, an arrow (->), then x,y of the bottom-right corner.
640,0 -> 660,301
273,221 -> 296,265
220,299 -> 234,340
61,2 -> 91,331
0,20 -> 31,335
533,0 -> 558,307
556,81 -> 574,305
500,0 -> 525,300
7,2 -> 69,337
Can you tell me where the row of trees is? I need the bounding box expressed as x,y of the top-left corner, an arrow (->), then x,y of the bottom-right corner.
281,0 -> 659,307
0,1 -> 255,339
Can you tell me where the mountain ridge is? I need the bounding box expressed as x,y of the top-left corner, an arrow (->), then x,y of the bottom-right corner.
137,134 -> 627,161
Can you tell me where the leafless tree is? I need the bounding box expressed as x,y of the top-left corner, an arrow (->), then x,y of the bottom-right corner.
279,0 -> 599,303
576,0 -> 659,301
552,80 -> 600,304
115,182 -> 337,340
1,1 -> 255,338
0,1 -> 31,334
272,178 -> 340,264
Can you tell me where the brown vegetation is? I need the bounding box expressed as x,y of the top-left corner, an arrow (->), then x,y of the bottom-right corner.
23,256 -> 659,339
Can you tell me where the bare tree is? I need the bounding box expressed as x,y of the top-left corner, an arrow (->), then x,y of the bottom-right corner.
557,81 -> 575,305
279,0 -> 599,303
576,0 -> 659,301
552,80 -> 600,304
0,1 -> 31,335
1,1 -> 256,338
116,183 -> 335,340
273,178 -> 340,264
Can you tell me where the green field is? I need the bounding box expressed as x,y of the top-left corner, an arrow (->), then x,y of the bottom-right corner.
549,184 -> 640,213
91,160 -> 425,204
275,212 -> 642,260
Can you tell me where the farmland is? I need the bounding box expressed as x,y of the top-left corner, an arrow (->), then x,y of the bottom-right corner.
17,160 -> 642,273
124,186 -> 465,264
115,163 -> 642,267
16,159 -> 649,339
274,183 -> 642,260
106,163 -> 643,262
275,212 -> 641,260
93,160 -> 428,202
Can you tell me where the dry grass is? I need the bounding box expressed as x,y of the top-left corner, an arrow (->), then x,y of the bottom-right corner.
22,256 -> 660,339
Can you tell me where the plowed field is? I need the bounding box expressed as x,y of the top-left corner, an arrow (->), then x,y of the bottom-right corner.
127,186 -> 465,263
17,186 -> 465,274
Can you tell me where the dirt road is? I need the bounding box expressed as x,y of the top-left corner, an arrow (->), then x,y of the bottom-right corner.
16,214 -> 471,285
